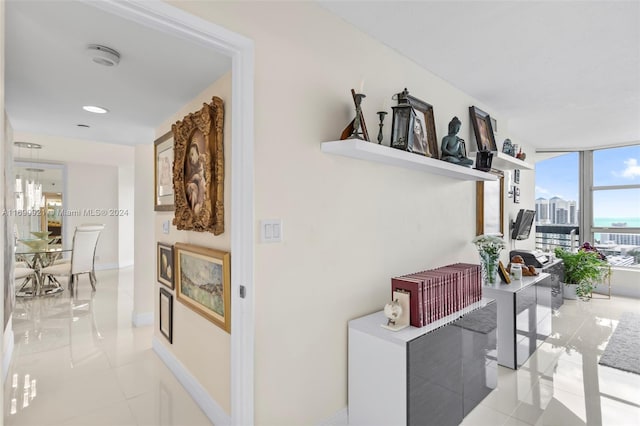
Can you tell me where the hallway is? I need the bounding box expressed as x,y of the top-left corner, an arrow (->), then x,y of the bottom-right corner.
4,268 -> 212,426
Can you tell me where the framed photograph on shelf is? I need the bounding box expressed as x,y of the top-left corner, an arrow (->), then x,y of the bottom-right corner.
469,106 -> 498,152
476,170 -> 505,236
175,243 -> 231,333
157,242 -> 174,289
159,288 -> 173,343
172,96 -> 225,235
154,130 -> 174,211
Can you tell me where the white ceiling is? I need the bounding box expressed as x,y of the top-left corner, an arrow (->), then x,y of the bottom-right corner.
5,0 -> 231,146
320,1 -> 640,150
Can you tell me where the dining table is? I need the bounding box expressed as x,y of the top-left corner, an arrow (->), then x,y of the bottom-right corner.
15,243 -> 72,297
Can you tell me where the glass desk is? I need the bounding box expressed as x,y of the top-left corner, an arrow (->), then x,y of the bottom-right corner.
15,245 -> 72,297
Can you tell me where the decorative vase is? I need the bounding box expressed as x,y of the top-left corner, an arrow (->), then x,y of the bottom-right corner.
480,252 -> 500,285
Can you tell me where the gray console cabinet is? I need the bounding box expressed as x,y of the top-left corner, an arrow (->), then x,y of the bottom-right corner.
348,299 -> 497,426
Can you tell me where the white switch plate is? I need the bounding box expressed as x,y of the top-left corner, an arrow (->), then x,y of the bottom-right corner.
260,219 -> 282,243
162,220 -> 170,234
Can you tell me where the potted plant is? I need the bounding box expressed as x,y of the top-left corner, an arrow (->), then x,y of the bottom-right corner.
554,246 -> 610,300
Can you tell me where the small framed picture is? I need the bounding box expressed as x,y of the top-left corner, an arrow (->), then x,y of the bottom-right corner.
157,242 -> 174,289
514,169 -> 521,184
514,186 -> 521,204
159,288 -> 173,343
175,243 -> 231,333
469,106 -> 498,151
498,261 -> 511,284
154,130 -> 174,211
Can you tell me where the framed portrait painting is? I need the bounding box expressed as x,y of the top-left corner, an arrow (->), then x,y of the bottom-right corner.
159,288 -> 173,343
469,106 -> 498,152
154,130 -> 174,211
175,243 -> 231,333
172,96 -> 225,235
157,242 -> 174,289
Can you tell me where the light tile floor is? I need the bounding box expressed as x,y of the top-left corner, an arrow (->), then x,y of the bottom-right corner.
4,268 -> 213,426
461,293 -> 640,426
4,268 -> 640,425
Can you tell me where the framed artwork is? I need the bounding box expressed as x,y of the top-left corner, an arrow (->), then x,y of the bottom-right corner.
175,243 -> 231,333
514,186 -> 521,204
476,171 -> 505,236
157,242 -> 174,289
498,261 -> 511,284
159,288 -> 173,343
340,89 -> 370,141
390,90 -> 439,158
172,96 -> 225,235
154,130 -> 174,211
514,169 -> 521,184
469,106 -> 498,152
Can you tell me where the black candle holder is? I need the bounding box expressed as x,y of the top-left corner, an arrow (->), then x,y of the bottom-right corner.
376,111 -> 387,144
348,93 -> 367,140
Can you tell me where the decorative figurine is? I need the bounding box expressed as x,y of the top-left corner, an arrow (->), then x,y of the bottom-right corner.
380,290 -> 410,331
502,139 -> 514,156
376,111 -> 387,144
516,148 -> 526,161
441,117 -> 473,167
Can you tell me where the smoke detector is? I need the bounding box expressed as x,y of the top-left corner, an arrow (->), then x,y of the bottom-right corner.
86,44 -> 120,67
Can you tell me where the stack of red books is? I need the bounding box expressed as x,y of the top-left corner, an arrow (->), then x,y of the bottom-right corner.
391,263 -> 482,327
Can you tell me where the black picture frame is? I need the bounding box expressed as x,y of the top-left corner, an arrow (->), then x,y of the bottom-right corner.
405,93 -> 439,159
514,169 -> 521,184
159,288 -> 173,343
469,106 -> 498,152
514,186 -> 521,204
157,242 -> 174,289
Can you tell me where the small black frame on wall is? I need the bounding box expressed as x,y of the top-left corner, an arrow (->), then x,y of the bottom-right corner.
159,288 -> 173,343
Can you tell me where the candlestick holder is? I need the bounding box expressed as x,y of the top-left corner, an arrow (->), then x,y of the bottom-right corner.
348,93 -> 367,140
376,111 -> 387,144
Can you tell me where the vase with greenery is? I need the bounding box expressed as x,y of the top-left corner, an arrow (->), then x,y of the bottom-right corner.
472,235 -> 506,285
554,247 -> 610,300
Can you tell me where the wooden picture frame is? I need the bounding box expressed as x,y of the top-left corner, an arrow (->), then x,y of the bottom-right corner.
340,89 -> 370,141
469,106 -> 498,152
154,130 -> 174,211
172,96 -> 225,235
498,261 -> 511,284
476,171 -> 505,236
405,93 -> 439,159
175,243 -> 231,333
157,242 -> 174,289
159,288 -> 173,343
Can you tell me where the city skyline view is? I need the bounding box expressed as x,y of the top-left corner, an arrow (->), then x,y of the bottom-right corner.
535,146 -> 640,219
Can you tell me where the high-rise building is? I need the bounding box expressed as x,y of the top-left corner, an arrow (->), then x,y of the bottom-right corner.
535,198 -> 550,224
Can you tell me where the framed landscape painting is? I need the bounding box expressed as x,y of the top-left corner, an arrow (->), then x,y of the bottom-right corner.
175,243 -> 230,333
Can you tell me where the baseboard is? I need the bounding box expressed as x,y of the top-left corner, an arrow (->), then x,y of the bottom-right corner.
317,407 -> 348,426
3,329 -> 15,384
95,263 -> 119,271
131,311 -> 154,327
152,337 -> 231,425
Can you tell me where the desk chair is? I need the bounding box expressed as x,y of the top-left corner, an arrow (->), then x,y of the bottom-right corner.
40,224 -> 105,292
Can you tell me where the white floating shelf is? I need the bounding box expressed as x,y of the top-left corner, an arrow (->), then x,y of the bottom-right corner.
322,140 -> 498,182
469,151 -> 533,170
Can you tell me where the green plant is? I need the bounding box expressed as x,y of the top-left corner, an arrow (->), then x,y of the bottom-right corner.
554,247 -> 610,299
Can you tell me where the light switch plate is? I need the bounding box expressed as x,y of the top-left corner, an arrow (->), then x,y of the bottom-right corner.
260,219 -> 282,243
162,220 -> 170,234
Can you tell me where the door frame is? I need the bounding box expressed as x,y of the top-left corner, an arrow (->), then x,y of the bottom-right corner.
91,1 -> 255,424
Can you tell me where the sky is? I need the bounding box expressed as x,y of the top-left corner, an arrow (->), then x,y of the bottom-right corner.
535,146 -> 640,219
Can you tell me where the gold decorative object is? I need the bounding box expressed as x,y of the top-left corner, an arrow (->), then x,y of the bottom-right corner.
172,96 -> 225,234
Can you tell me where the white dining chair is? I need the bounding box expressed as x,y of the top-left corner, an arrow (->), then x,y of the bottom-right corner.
40,224 -> 105,292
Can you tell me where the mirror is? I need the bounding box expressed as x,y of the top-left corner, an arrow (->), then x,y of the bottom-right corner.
476,172 -> 505,236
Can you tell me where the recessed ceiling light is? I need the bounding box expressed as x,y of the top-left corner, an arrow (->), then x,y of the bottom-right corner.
14,141 -> 42,149
82,105 -> 109,114
86,44 -> 121,67
77,124 -> 90,128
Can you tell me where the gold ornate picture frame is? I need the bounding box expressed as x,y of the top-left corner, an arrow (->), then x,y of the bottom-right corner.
172,96 -> 225,234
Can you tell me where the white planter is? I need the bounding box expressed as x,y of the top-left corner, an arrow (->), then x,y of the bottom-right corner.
563,282 -> 578,300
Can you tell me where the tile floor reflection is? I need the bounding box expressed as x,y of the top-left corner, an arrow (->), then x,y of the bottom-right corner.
462,294 -> 640,426
4,268 -> 213,426
4,268 -> 640,425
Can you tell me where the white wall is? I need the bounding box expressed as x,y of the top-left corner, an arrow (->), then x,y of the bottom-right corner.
133,144 -> 154,324
1,0 -> 6,413
169,2 -> 535,424
65,162 -> 120,269
118,166 -> 135,267
153,71 -> 233,414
